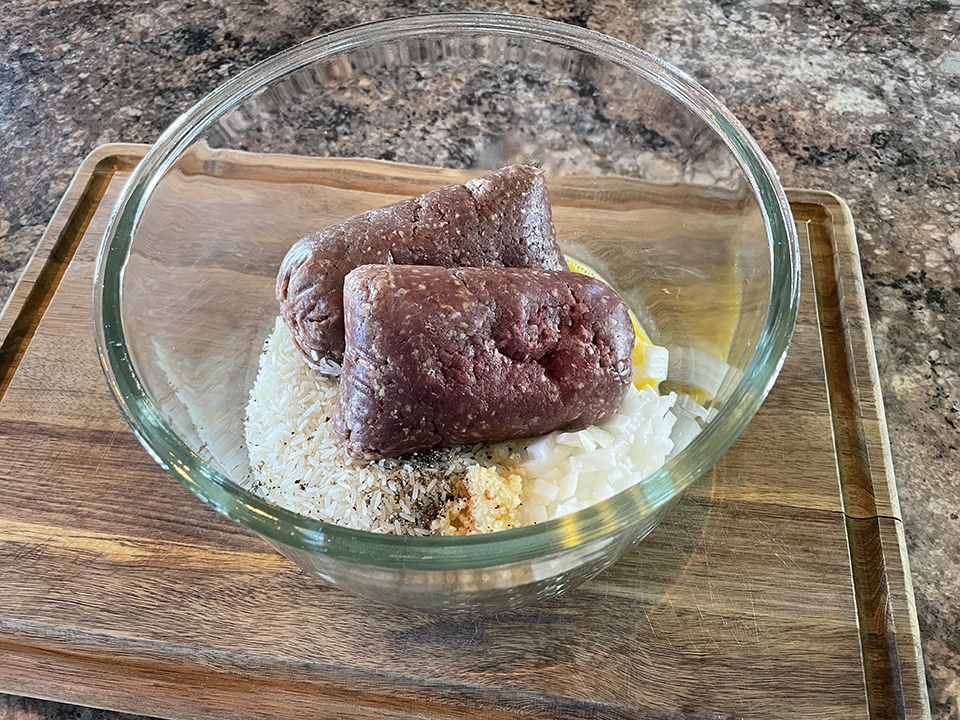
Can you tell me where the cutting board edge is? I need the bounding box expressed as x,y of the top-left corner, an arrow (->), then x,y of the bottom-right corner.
788,189 -> 931,720
0,143 -> 147,401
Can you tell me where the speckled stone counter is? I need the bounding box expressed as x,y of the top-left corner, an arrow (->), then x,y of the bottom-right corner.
1,1 -> 958,718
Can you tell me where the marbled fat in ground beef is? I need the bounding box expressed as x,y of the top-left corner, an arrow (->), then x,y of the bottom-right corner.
276,165 -> 565,367
333,264 -> 635,460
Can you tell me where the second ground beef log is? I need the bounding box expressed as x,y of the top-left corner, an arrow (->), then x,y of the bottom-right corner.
333,265 -> 635,460
277,165 -> 565,367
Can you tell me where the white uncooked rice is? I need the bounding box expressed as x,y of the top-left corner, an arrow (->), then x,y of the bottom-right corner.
243,317 -> 696,534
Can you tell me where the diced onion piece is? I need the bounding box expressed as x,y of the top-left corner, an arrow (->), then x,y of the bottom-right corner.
525,435 -> 554,464
590,447 -> 618,470
669,414 -> 702,459
557,472 -> 578,501
633,344 -> 670,390
554,497 -> 581,518
557,432 -> 582,448
604,413 -> 634,434
675,392 -> 711,421
530,477 -> 560,502
586,425 -> 614,448
527,504 -> 549,525
591,482 -> 616,503
609,466 -> 632,492
666,346 -> 731,400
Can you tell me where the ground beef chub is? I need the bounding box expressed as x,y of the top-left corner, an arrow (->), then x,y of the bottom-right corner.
333,264 -> 635,460
276,165 -> 564,367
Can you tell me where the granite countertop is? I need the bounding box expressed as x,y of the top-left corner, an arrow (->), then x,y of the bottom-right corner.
1,1 -> 957,718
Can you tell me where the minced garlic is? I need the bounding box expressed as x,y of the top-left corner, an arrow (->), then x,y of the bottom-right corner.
431,465 -> 524,535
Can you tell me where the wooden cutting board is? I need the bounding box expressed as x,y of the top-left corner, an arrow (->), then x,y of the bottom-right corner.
0,144 -> 930,720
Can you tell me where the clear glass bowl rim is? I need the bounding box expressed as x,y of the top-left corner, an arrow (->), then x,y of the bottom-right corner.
94,12 -> 801,570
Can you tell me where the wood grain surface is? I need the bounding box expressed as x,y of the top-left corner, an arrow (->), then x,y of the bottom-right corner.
0,145 -> 929,720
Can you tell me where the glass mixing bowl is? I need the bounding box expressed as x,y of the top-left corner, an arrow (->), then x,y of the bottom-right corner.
95,13 -> 800,612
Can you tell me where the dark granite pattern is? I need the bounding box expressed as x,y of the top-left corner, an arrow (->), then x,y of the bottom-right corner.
1,0 -> 958,718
